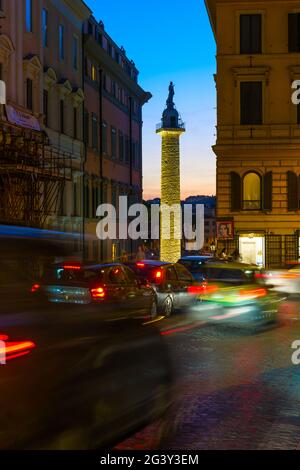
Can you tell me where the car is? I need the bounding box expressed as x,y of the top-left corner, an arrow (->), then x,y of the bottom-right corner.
124,260 -> 200,317
37,262 -> 158,320
178,255 -> 217,281
186,262 -> 286,330
187,261 -> 262,285
0,226 -> 173,450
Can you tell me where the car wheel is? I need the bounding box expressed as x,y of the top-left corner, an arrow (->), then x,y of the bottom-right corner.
150,299 -> 158,319
163,296 -> 173,317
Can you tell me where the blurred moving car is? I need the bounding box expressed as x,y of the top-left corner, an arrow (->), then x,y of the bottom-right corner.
184,261 -> 262,285
124,260 -> 200,316
256,268 -> 300,296
0,226 -> 172,450
178,255 -> 217,281
186,262 -> 286,330
38,262 -> 157,320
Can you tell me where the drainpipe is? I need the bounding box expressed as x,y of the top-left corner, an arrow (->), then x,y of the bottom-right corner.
98,67 -> 103,261
129,96 -> 133,256
81,24 -> 86,261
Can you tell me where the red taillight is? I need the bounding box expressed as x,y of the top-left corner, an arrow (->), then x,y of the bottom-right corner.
239,287 -> 267,299
0,335 -> 36,362
63,265 -> 81,271
136,262 -> 145,268
31,283 -> 41,293
188,284 -> 219,295
152,269 -> 163,283
90,286 -> 105,299
255,273 -> 269,279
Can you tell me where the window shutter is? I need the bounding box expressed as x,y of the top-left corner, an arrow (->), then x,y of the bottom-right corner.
230,172 -> 241,212
263,171 -> 272,211
240,15 -> 251,54
288,14 -> 298,52
251,15 -> 262,54
287,171 -> 299,210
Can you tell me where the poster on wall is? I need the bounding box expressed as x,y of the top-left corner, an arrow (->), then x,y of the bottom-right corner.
216,220 -> 234,240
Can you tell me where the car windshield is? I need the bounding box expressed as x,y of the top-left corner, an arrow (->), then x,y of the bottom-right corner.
180,259 -> 208,271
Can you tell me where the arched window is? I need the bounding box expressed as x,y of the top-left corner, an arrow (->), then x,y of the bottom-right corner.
243,172 -> 261,210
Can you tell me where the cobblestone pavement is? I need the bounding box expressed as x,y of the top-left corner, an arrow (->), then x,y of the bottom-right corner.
117,307 -> 300,450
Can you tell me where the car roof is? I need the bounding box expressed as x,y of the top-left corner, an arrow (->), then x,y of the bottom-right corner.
201,262 -> 260,270
180,256 -> 214,260
126,260 -> 171,267
54,262 -> 123,270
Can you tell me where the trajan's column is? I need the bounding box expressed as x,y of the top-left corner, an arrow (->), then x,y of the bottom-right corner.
156,82 -> 185,263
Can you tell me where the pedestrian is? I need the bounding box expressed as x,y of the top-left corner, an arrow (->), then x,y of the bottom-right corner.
220,247 -> 228,260
231,249 -> 241,262
136,245 -> 146,261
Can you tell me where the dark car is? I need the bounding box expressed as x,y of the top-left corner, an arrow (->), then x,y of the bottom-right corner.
38,262 -> 157,320
0,227 -> 172,449
178,255 -> 216,281
124,260 -> 199,317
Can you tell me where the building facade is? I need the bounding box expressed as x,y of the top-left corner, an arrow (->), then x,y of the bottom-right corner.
0,1 -> 150,262
0,0 -> 90,247
83,15 -> 151,262
206,0 -> 300,267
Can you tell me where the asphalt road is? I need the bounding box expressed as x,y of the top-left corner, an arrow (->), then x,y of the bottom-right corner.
117,305 -> 300,450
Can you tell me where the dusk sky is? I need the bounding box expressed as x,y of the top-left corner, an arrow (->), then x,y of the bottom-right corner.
87,0 -> 216,200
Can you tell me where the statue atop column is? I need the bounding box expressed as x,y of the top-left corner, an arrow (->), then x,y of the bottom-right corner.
166,81 -> 175,108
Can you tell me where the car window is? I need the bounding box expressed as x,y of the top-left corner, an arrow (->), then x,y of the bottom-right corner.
165,266 -> 177,281
123,266 -> 138,284
175,264 -> 194,281
202,268 -> 222,279
108,266 -> 127,285
219,269 -> 247,280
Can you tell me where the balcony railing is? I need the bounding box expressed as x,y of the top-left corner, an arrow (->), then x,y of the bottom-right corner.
156,120 -> 185,131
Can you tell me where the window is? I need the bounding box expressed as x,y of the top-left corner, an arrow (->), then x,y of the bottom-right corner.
59,25 -> 64,60
84,110 -> 89,144
59,100 -> 64,134
92,114 -> 98,149
88,21 -> 93,35
118,131 -> 124,161
243,172 -> 261,210
288,13 -> 300,53
240,81 -> 262,125
125,136 -> 130,163
26,0 -> 32,32
73,181 -> 78,216
43,89 -> 48,126
73,108 -> 77,140
240,14 -> 262,54
84,181 -> 90,218
72,37 -> 78,70
111,127 -> 117,158
42,8 -> 48,47
91,64 -> 97,82
26,78 -> 33,110
102,122 -> 107,153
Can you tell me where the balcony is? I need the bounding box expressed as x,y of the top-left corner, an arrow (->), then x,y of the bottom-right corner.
156,120 -> 186,132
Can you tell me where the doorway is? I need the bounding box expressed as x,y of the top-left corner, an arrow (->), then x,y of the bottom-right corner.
239,235 -> 265,267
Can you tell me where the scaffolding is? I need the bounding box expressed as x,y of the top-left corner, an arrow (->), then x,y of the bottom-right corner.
0,120 -> 72,228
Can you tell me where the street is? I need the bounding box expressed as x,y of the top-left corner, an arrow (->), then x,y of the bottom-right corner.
117,309 -> 300,450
